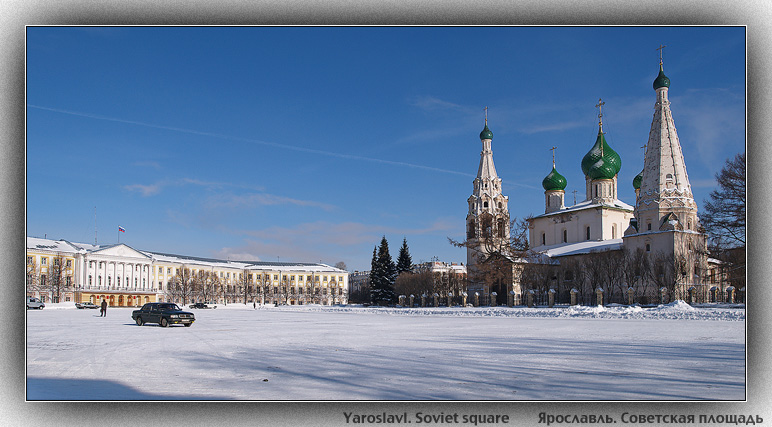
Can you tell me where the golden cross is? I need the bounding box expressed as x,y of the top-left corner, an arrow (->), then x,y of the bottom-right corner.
656,44 -> 666,64
595,98 -> 606,136
595,98 -> 605,123
641,143 -> 647,160
550,146 -> 557,167
484,106 -> 488,125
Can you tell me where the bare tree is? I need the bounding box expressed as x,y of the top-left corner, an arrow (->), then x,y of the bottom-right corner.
602,250 -> 627,304
47,253 -> 73,303
255,273 -> 269,305
519,253 -> 555,305
171,266 -> 194,305
449,216 -> 531,305
701,152 -> 745,248
26,256 -> 39,295
621,248 -> 650,304
394,270 -> 435,299
239,269 -> 254,304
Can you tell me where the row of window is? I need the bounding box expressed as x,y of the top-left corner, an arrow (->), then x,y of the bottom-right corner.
27,274 -> 72,287
27,256 -> 72,267
89,275 -> 147,288
540,223 -> 630,246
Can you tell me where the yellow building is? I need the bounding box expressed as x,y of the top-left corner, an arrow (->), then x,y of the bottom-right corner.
27,236 -> 349,307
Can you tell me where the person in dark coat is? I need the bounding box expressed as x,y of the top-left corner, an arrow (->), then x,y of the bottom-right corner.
100,299 -> 107,317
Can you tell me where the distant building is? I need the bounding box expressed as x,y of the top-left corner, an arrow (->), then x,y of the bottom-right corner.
26,236 -> 348,306
414,260 -> 467,299
347,270 -> 371,303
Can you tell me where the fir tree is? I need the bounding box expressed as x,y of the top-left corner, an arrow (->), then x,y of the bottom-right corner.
396,237 -> 413,274
369,236 -> 397,305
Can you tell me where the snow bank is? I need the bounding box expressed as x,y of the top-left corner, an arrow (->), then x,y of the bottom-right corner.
31,300 -> 743,321
34,302 -> 79,310
270,302 -> 744,322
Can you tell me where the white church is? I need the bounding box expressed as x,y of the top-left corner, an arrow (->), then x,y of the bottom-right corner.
465,56 -> 729,305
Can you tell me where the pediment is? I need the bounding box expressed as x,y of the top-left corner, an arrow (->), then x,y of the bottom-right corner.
92,244 -> 150,260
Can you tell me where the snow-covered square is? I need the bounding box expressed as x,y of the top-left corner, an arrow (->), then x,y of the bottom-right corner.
25,302 -> 745,401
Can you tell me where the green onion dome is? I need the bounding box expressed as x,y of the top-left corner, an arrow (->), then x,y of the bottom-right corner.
479,124 -> 493,140
542,167 -> 567,191
633,169 -> 643,190
581,129 -> 622,180
653,63 -> 670,89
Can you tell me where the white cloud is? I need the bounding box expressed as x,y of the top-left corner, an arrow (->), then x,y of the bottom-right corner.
123,183 -> 163,196
214,219 -> 459,266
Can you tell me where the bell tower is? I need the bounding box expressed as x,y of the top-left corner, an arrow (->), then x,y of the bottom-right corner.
623,47 -> 707,290
466,108 -> 510,282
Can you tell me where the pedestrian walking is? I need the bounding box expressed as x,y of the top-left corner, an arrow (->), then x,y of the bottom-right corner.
100,299 -> 107,317
253,301 -> 256,309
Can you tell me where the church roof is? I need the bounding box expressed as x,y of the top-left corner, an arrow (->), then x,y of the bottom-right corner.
633,169 -> 643,189
653,63 -> 671,89
479,123 -> 493,140
581,129 -> 622,180
542,166 -> 567,191
540,238 -> 624,258
531,198 -> 633,219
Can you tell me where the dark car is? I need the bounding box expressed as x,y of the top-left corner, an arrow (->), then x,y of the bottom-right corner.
132,303 -> 195,327
76,302 -> 99,309
189,302 -> 210,309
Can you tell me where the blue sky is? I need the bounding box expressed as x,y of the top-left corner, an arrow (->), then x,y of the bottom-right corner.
26,26 -> 745,271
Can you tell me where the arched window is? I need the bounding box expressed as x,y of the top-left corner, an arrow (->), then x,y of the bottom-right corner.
542,233 -> 546,245
563,229 -> 567,243
586,226 -> 591,240
481,216 -> 493,238
612,225 -> 617,239
497,218 -> 506,238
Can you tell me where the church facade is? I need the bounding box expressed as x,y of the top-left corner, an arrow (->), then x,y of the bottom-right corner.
466,57 -> 729,305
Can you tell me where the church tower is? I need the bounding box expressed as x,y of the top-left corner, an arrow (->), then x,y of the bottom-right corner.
466,110 -> 510,288
542,148 -> 567,213
623,49 -> 707,290
634,58 -> 700,233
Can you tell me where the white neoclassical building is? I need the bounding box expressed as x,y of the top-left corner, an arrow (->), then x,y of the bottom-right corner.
26,236 -> 349,307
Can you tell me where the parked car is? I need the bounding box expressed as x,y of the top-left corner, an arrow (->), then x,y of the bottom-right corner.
189,302 -> 210,309
132,303 -> 195,327
26,297 -> 45,310
76,302 -> 99,309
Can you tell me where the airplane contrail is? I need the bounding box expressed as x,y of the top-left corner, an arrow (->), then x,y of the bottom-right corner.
27,104 -> 476,178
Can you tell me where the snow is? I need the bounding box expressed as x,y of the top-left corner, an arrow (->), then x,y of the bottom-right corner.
26,303 -> 745,401
541,239 -> 624,257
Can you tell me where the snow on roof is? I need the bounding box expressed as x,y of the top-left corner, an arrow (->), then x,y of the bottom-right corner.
532,198 -> 633,219
540,239 -> 624,258
28,236 -> 347,273
144,251 -> 345,272
27,237 -> 82,253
